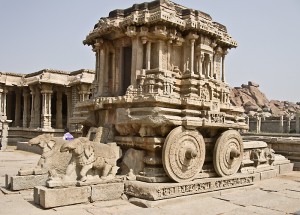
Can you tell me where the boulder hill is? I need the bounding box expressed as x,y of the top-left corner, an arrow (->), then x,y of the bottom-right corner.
230,81 -> 300,117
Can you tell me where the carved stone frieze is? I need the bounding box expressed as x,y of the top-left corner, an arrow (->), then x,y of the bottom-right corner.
125,174 -> 254,200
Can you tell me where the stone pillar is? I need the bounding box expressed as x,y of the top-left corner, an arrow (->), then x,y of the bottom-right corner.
246,116 -> 250,132
296,112 -> 300,133
279,115 -> 284,133
35,88 -> 41,128
157,40 -> 164,71
65,88 -> 72,129
22,89 -> 30,128
190,39 -> 195,75
221,50 -> 228,82
286,115 -> 291,133
29,85 -> 36,128
2,88 -> 7,117
209,54 -> 213,78
6,92 -> 12,121
256,115 -> 261,133
56,89 -> 63,129
146,41 -> 151,70
131,36 -> 143,87
41,84 -> 52,129
14,89 -> 21,127
99,48 -> 105,96
0,118 -> 12,151
0,88 -> 2,116
199,54 -> 204,78
93,39 -> 103,96
167,40 -> 172,71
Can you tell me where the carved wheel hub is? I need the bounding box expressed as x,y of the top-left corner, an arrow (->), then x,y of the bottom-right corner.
162,126 -> 205,182
213,130 -> 243,177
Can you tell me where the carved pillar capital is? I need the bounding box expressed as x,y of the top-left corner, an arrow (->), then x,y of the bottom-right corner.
126,26 -> 137,37
92,38 -> 104,52
40,84 -> 53,94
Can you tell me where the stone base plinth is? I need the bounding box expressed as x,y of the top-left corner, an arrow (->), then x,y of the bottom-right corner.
259,169 -> 277,180
34,182 -> 124,209
125,174 -> 255,201
39,186 -> 91,208
278,162 -> 294,174
5,174 -> 48,191
91,183 -> 124,202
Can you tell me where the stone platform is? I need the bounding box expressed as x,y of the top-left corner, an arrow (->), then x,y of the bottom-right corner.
125,174 -> 255,201
1,149 -> 300,214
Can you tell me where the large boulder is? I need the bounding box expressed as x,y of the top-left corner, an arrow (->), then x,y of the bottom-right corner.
230,82 -> 300,117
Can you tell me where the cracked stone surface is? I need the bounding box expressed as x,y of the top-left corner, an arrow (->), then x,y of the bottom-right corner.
1,149 -> 300,215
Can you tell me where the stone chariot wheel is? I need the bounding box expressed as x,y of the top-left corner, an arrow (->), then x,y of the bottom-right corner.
213,130 -> 244,177
162,126 -> 205,182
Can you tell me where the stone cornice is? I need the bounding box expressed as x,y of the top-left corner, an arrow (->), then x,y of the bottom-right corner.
25,69 -> 70,78
70,69 -> 95,75
0,71 -> 24,77
0,69 -> 95,87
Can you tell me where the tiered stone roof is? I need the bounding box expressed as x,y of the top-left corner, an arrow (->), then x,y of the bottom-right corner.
84,0 -> 237,48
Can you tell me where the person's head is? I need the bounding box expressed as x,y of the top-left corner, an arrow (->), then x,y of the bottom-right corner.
64,127 -> 69,133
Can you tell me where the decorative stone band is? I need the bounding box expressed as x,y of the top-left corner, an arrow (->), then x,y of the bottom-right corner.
125,174 -> 254,200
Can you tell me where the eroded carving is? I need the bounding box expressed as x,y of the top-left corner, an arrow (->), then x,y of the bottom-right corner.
59,137 -> 122,182
18,134 -> 71,176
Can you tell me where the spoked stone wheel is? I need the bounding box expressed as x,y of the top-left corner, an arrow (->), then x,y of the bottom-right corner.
162,126 -> 205,182
213,130 -> 244,177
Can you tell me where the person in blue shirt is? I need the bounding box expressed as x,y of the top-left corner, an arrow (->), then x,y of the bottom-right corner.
63,128 -> 74,140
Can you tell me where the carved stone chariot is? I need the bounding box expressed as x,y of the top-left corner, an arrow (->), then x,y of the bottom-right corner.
75,0 -> 248,184
5,0 -> 293,208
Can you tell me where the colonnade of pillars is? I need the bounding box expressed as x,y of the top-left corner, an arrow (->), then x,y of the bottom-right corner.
0,83 -> 91,130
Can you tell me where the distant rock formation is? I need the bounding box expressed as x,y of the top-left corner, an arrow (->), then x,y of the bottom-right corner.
230,81 -> 300,117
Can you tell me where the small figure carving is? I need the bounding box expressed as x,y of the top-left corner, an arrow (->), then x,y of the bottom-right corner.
60,137 -> 122,182
250,148 -> 275,167
200,87 -> 210,101
18,134 -> 71,176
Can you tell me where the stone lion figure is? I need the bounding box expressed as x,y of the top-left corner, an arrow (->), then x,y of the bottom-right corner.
60,137 -> 122,182
18,134 -> 71,176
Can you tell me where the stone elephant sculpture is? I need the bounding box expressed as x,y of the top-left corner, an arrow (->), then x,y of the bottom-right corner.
60,137 -> 122,182
18,134 -> 72,176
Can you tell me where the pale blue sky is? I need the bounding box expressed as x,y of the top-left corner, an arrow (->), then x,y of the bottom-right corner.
0,1 -> 299,102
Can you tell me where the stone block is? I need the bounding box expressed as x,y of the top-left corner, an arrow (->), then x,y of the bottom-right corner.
18,169 -> 34,176
39,186 -> 91,208
5,174 -> 11,189
90,183 -> 124,202
11,174 -> 48,191
279,163 -> 294,174
34,186 -> 44,205
260,169 -> 277,180
252,173 -> 260,182
273,164 -> 280,174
